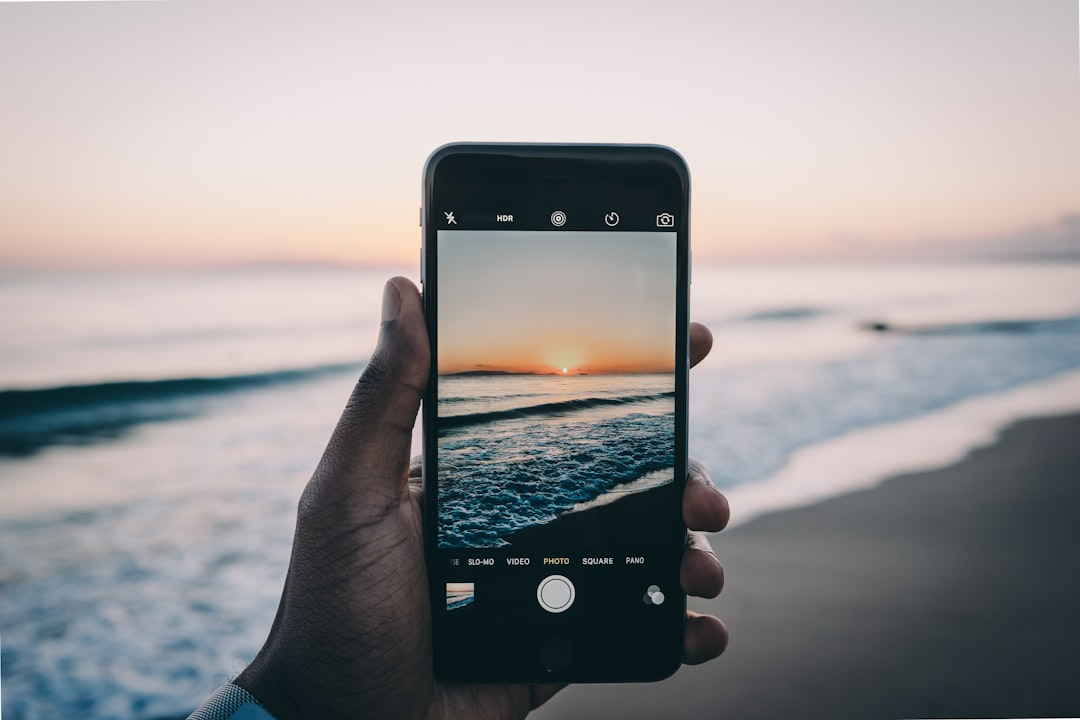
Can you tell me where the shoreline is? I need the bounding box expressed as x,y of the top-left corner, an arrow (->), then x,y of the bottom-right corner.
723,367 -> 1080,527
501,482 -> 679,549
531,411 -> 1080,719
507,368 -> 1080,550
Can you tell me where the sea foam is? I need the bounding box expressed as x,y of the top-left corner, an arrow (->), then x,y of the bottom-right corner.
724,369 -> 1080,528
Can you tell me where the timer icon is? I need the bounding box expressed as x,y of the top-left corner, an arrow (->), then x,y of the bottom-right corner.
604,212 -> 620,227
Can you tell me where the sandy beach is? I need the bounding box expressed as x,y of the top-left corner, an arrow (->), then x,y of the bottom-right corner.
531,412 -> 1080,719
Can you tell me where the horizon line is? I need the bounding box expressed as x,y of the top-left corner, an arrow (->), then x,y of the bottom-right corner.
2,251 -> 1080,274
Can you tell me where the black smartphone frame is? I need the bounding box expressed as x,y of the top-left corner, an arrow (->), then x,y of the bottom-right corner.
421,143 -> 690,683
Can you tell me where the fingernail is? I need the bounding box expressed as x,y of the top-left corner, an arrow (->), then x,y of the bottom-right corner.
382,280 -> 402,323
704,474 -> 724,494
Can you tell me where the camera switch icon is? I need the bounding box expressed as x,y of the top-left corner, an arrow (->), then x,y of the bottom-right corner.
656,213 -> 675,228
643,584 -> 665,606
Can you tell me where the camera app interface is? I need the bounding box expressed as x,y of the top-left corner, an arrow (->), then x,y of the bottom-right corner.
434,228 -> 679,622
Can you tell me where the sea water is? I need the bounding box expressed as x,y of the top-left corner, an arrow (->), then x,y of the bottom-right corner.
437,373 -> 675,548
2,262 -> 1080,719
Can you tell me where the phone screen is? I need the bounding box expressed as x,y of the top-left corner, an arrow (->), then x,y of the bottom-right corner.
422,145 -> 689,682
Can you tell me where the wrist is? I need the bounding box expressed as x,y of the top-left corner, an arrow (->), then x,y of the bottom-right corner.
188,682 -> 276,720
233,648 -> 309,720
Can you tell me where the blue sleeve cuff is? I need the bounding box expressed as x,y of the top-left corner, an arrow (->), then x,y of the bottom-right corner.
188,683 -> 276,720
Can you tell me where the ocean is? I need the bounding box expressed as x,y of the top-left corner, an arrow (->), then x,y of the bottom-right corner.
436,373 -> 675,548
2,262 -> 1080,719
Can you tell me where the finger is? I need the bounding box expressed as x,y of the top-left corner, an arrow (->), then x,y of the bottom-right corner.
683,458 -> 730,532
681,530 -> 724,598
683,612 -> 729,664
315,277 -> 430,504
689,322 -> 713,369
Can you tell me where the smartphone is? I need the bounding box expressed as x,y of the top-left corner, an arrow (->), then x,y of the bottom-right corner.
421,143 -> 690,683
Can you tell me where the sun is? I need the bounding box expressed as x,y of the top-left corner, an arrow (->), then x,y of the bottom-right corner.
561,367 -> 568,374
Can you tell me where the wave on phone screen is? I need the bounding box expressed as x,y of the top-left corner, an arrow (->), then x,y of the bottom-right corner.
437,373 -> 675,548
446,582 -> 475,610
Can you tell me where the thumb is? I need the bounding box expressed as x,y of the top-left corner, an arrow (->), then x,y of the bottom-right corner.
315,277 -> 429,505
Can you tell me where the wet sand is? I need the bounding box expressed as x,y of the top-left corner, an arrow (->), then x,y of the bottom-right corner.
531,413 -> 1080,719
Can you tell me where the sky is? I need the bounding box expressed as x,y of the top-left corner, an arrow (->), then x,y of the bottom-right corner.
0,0 -> 1078,268
436,230 -> 676,375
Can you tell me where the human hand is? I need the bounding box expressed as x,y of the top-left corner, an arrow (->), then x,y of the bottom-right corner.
234,277 -> 729,720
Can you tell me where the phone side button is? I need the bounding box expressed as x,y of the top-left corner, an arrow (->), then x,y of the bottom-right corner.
540,637 -> 573,673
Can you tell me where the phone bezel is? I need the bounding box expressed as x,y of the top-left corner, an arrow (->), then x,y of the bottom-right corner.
421,143 -> 691,683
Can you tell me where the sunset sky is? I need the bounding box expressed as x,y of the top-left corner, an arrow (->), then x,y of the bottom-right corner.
0,1 -> 1078,267
437,231 -> 676,375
